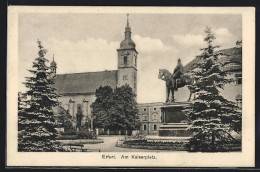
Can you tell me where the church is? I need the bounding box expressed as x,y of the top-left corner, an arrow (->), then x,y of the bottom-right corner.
51,17 -> 138,128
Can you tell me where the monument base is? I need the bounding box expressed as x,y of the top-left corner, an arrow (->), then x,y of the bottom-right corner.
159,123 -> 193,137
159,102 -> 193,137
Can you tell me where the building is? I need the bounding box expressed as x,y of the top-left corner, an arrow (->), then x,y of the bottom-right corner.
51,16 -> 138,127
137,102 -> 164,135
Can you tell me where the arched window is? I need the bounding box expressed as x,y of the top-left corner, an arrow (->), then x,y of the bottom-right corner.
153,113 -> 157,121
77,104 -> 82,113
154,124 -> 157,130
124,56 -> 127,66
143,115 -> 148,121
143,125 -> 147,131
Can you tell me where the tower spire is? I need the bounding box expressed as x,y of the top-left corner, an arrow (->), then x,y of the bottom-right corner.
119,14 -> 136,49
125,14 -> 131,39
127,14 -> 129,27
50,53 -> 57,74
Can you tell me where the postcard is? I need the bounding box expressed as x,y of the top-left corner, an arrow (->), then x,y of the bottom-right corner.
7,6 -> 255,167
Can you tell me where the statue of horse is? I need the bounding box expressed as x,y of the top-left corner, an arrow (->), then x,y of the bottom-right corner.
158,69 -> 194,102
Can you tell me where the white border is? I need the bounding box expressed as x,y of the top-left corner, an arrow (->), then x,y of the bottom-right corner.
7,6 -> 255,167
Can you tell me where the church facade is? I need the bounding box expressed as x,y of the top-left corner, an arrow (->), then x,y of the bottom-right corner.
51,17 -> 138,127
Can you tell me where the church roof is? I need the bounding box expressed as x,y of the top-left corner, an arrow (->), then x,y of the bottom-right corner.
53,70 -> 118,95
183,47 -> 242,73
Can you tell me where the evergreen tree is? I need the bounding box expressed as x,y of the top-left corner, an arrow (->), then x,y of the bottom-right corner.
18,40 -> 60,152
53,109 -> 73,131
185,27 -> 242,152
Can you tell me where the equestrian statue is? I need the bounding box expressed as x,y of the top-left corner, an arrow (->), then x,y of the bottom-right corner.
158,58 -> 194,102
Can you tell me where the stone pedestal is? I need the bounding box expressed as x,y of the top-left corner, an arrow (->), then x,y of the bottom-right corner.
159,102 -> 193,137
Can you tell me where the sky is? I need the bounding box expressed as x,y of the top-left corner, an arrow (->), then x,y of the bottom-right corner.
18,13 -> 242,103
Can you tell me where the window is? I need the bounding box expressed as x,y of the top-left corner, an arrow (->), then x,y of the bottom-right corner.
143,115 -> 148,121
154,125 -> 157,130
154,108 -> 156,110
237,77 -> 242,85
144,108 -> 147,111
143,125 -> 147,131
124,56 -> 127,66
235,73 -> 242,85
236,99 -> 242,108
77,104 -> 82,113
153,114 -> 157,121
135,57 -> 137,66
236,94 -> 242,109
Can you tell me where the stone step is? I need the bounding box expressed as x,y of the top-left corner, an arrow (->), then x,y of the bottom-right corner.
159,125 -> 189,129
159,128 -> 189,130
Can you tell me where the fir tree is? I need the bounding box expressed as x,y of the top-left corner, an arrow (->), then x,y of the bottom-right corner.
18,40 -> 60,152
185,27 -> 242,152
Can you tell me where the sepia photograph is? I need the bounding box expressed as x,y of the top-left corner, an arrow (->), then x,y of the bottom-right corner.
7,6 -> 255,167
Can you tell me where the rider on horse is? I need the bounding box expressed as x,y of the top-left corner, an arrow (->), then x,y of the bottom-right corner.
158,58 -> 194,102
172,58 -> 184,90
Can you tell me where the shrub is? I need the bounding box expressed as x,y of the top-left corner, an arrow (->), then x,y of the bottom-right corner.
77,130 -> 96,139
57,135 -> 78,140
61,128 -> 77,135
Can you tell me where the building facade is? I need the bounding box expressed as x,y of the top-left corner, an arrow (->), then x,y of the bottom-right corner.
137,102 -> 164,135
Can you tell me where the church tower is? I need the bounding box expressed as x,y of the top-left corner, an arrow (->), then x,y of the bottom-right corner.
117,14 -> 138,95
50,54 -> 57,75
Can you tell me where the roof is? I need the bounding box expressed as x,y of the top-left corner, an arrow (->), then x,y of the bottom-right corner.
118,16 -> 136,50
120,39 -> 136,49
50,60 -> 57,67
183,47 -> 242,73
53,70 -> 118,95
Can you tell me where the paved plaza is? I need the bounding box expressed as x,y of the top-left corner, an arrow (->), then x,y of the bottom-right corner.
83,136 -> 170,152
